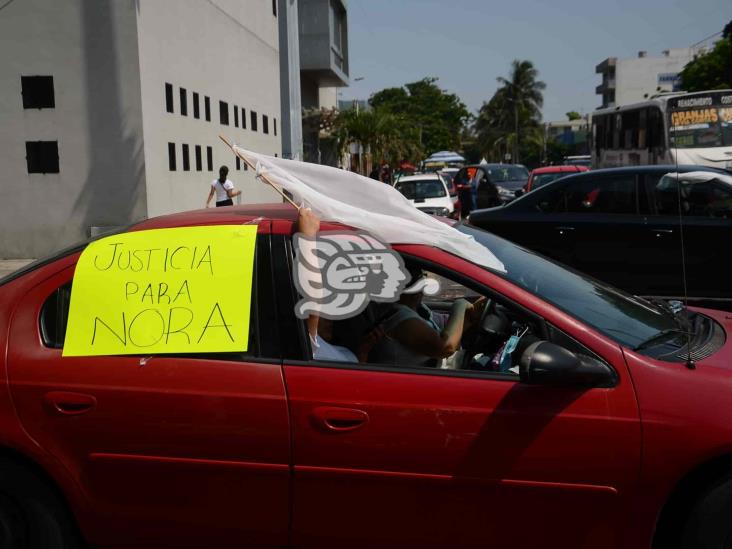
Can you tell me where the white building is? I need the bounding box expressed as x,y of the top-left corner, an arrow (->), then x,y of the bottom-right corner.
595,48 -> 696,109
0,0 -> 349,259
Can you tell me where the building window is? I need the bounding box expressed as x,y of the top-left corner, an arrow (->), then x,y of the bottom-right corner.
193,92 -> 200,119
219,101 -> 229,125
182,144 -> 190,171
26,141 -> 59,173
204,96 -> 211,121
251,111 -> 258,132
236,156 -> 241,170
22,76 -> 55,109
165,83 -> 174,113
274,118 -> 277,136
234,105 -> 239,128
168,142 -> 176,171
195,145 -> 202,171
330,0 -> 346,70
179,88 -> 187,116
263,115 -> 269,134
241,107 -> 247,129
206,146 -> 213,171
272,0 -> 277,16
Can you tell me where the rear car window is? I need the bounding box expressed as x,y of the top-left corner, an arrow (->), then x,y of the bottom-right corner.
395,179 -> 447,199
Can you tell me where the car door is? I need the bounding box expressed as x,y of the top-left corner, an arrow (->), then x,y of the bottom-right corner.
473,182 -> 579,266
6,227 -> 291,547
642,173 -> 732,305
280,244 -> 640,548
558,173 -> 645,291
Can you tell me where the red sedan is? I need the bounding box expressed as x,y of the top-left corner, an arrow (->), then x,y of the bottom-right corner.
1,203 -> 732,548
524,164 -> 589,192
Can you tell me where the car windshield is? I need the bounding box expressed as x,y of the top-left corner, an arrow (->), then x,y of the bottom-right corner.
532,172 -> 568,189
486,166 -> 529,182
669,107 -> 732,148
396,179 -> 446,199
458,223 -> 677,349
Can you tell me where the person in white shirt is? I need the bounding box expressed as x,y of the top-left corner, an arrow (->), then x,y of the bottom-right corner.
206,165 -> 241,208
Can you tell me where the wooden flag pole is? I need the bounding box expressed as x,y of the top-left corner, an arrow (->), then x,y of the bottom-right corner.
219,134 -> 300,210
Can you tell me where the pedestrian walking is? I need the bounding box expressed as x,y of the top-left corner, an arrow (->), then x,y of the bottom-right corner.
206,166 -> 241,207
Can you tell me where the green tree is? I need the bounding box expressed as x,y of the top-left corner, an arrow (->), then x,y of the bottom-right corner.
369,77 -> 470,155
680,21 -> 732,91
495,60 -> 546,163
566,111 -> 582,120
333,108 -> 423,174
475,60 -> 546,163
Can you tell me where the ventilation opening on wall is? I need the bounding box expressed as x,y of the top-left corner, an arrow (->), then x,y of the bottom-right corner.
22,76 -> 55,109
26,141 -> 59,173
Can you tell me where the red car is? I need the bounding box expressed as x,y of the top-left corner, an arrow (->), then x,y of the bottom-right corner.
524,164 -> 589,192
1,203 -> 732,548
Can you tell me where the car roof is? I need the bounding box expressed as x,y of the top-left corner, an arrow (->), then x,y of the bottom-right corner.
531,166 -> 587,174
395,173 -> 442,182
462,164 -> 526,170
565,165 -> 729,177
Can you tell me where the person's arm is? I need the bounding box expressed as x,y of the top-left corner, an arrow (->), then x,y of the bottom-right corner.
224,181 -> 242,199
295,208 -> 321,343
389,299 -> 471,359
205,187 -> 215,207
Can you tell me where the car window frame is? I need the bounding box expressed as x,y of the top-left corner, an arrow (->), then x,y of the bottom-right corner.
276,243 -> 618,385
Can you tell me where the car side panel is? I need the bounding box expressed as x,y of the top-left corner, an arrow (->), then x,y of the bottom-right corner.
4,225 -> 292,547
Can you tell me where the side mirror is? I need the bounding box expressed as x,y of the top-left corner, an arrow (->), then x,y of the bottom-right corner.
518,341 -> 615,388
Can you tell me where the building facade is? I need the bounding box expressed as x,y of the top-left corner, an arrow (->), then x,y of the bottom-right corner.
0,0 -> 298,258
545,118 -> 590,156
595,49 -> 695,109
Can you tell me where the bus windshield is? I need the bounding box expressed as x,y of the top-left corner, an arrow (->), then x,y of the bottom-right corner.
670,107 -> 732,148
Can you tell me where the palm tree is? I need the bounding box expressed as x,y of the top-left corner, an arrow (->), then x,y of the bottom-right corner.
334,108 -> 422,174
495,60 -> 546,163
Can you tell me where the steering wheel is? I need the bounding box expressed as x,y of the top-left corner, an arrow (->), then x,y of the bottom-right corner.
459,298 -> 497,369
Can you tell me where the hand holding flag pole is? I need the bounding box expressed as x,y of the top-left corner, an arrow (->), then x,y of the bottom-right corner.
219,135 -> 300,210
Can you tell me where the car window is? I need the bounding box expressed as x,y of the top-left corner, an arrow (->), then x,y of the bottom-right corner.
535,175 -> 636,214
458,224 -> 677,350
532,172 -> 567,190
485,166 -> 529,182
395,179 -> 447,199
646,174 -> 732,218
39,233 -> 278,360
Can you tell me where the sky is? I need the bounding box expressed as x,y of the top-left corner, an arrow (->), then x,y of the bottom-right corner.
339,0 -> 730,122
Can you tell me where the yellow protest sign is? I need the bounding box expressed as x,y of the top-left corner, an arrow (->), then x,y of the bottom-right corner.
63,225 -> 257,356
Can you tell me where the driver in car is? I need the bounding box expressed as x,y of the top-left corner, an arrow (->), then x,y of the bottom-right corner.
370,266 -> 487,367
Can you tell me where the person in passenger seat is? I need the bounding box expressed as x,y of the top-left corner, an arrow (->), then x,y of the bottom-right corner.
295,208 -> 384,363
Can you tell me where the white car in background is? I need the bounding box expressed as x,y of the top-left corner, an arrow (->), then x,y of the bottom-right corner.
393,173 -> 455,217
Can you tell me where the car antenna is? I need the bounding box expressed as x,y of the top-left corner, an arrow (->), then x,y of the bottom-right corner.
670,104 -> 695,370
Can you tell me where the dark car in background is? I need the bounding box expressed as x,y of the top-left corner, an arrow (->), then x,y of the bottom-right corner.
469,165 -> 732,309
454,164 -> 529,217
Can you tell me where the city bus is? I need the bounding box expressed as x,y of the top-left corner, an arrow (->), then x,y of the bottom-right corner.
591,89 -> 732,170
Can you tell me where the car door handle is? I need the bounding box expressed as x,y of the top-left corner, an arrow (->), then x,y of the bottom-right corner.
555,226 -> 575,234
43,391 -> 97,416
311,406 -> 369,432
652,228 -> 674,236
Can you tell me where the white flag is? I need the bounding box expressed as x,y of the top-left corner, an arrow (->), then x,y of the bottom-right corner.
232,146 -> 505,272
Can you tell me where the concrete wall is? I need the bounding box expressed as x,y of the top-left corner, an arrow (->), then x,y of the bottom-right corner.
615,49 -> 692,107
136,0 -> 281,218
0,0 -> 147,258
